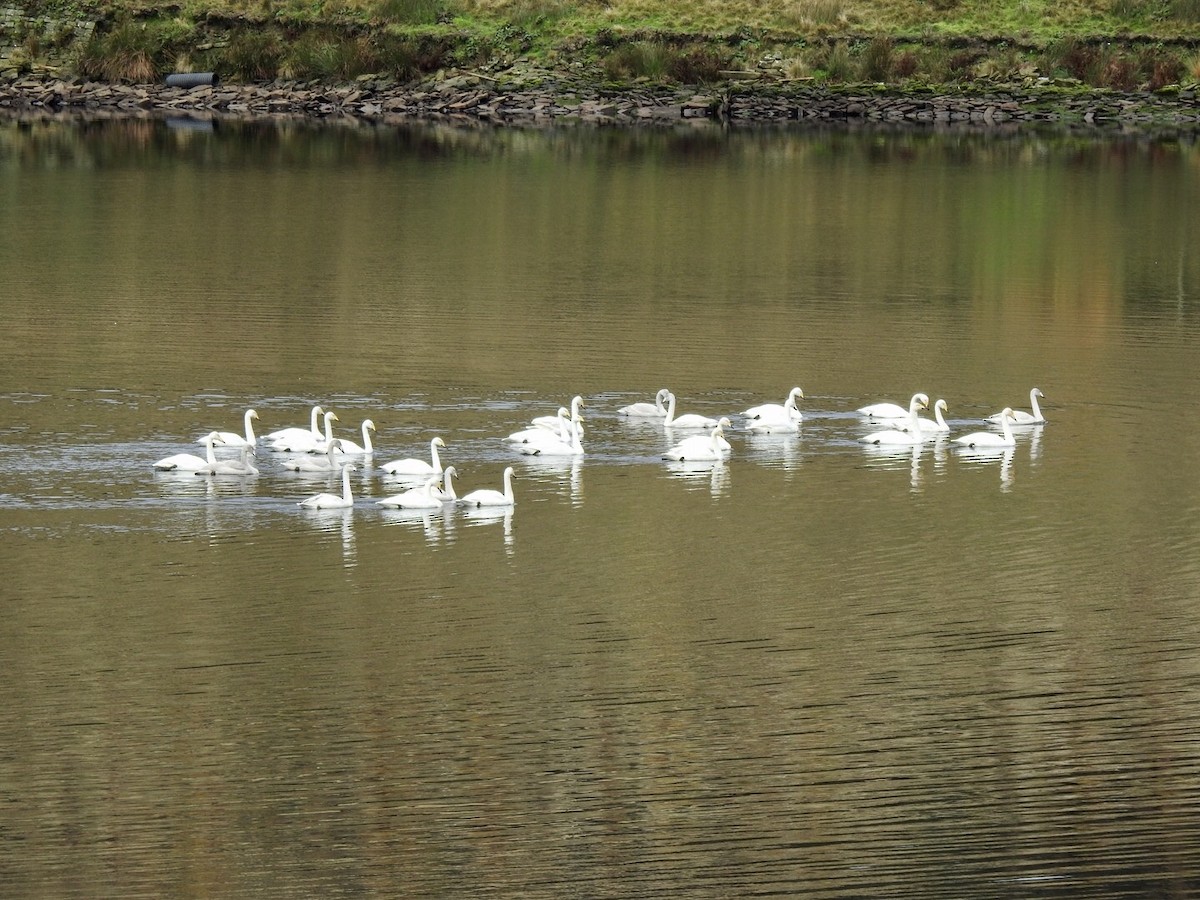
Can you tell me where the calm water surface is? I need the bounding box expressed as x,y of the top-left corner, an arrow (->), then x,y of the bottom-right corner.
2,116 -> 1200,896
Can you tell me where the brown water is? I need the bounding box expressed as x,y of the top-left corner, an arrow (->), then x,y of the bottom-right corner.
2,117 -> 1200,897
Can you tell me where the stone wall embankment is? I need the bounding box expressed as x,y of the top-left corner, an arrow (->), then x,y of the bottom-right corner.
2,72 -> 1199,130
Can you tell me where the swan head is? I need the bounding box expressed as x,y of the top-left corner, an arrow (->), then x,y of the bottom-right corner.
363,419 -> 376,431
432,436 -> 446,448
935,399 -> 948,412
1032,388 -> 1044,398
1001,407 -> 1015,421
912,393 -> 929,410
325,411 -> 339,423
205,431 -> 225,444
790,387 -> 804,400
247,409 -> 259,420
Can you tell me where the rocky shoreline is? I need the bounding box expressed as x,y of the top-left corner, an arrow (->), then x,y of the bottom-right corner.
3,71 -> 1200,132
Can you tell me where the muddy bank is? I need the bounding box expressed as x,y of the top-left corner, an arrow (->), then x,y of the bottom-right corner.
2,71 -> 1199,132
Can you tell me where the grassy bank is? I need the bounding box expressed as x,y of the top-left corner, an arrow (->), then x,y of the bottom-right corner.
4,0 -> 1200,94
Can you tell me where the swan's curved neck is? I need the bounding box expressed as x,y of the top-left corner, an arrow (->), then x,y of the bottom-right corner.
663,392 -> 677,426
205,436 -> 218,465
934,403 -> 947,428
909,401 -> 923,435
244,411 -> 257,443
361,423 -> 373,452
1000,412 -> 1015,443
310,406 -> 322,436
430,440 -> 442,470
443,469 -> 457,500
323,415 -> 336,442
710,423 -> 724,452
1029,390 -> 1043,419
503,468 -> 514,500
341,466 -> 354,501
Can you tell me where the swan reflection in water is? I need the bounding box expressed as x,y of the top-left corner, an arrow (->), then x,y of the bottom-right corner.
461,505 -> 514,553
518,455 -> 583,506
955,444 -> 1016,491
664,458 -> 730,498
300,506 -> 357,566
379,504 -> 449,546
861,441 -> 927,491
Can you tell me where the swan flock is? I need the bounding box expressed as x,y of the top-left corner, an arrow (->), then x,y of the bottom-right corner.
150,387 -> 1046,507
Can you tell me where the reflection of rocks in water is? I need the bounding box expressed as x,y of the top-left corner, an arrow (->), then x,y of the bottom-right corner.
6,74 -> 1199,133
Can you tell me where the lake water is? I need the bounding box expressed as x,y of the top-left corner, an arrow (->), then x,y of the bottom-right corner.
2,114 -> 1200,896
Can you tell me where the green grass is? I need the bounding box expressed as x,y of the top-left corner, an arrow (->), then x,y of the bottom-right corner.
6,0 -> 1199,89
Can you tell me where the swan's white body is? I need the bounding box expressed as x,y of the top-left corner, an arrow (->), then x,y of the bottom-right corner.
664,417 -> 732,461
662,392 -> 720,429
273,411 -> 338,453
507,409 -> 570,444
987,388 -> 1045,425
861,394 -> 930,446
531,395 -> 583,432
283,439 -> 342,472
378,476 -> 443,509
264,405 -> 322,444
382,436 -> 445,477
519,421 -> 584,456
460,466 -> 517,507
432,466 -> 459,503
209,445 -> 260,476
154,432 -> 224,472
337,419 -> 376,454
744,387 -> 804,424
955,409 -> 1017,448
903,398 -> 951,434
205,408 -> 259,449
747,415 -> 800,434
618,388 -> 670,417
299,464 -> 356,509
858,395 -> 921,418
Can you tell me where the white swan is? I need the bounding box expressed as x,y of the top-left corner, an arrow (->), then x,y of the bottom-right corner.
272,411 -> 338,453
377,475 -> 443,509
986,388 -> 1045,425
746,415 -> 799,434
662,391 -> 720,429
507,408 -> 571,444
299,463 -> 356,509
532,395 -> 583,432
432,465 -> 459,503
861,394 -> 929,446
337,419 -> 376,455
954,409 -> 1017,449
902,398 -> 951,434
618,388 -> 670,417
154,432 -> 224,472
204,408 -> 259,449
743,387 -> 804,424
460,466 -> 517,507
858,393 -> 924,419
264,405 -> 322,444
382,436 -> 445,477
282,438 -> 342,472
519,420 -> 584,456
664,417 -> 732,461
209,445 -> 260,476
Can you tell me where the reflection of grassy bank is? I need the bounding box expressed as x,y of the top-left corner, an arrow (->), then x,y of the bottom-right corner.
3,0 -> 1200,95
